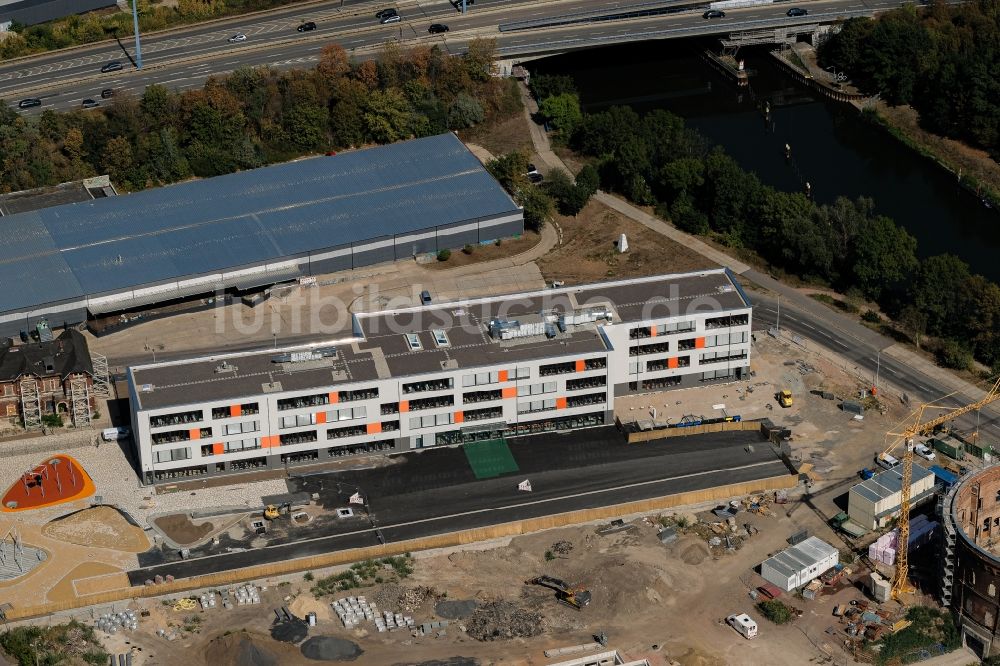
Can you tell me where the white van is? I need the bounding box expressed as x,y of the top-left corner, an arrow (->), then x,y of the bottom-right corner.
102,426 -> 131,442
876,453 -> 900,470
726,613 -> 758,639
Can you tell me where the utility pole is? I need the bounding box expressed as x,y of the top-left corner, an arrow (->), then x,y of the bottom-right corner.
875,350 -> 880,391
131,0 -> 143,69
775,294 -> 780,334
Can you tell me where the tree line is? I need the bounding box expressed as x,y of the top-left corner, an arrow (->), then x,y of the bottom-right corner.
818,1 -> 1000,160
0,40 -> 519,193
528,73 -> 1000,372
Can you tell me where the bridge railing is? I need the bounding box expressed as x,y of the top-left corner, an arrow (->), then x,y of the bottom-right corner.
495,9 -> 872,55
499,0 -> 708,32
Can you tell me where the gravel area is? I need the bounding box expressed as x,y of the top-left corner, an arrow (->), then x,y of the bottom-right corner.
434,600 -> 478,620
299,636 -> 364,661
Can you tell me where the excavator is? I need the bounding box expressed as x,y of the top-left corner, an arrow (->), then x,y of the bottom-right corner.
525,575 -> 592,610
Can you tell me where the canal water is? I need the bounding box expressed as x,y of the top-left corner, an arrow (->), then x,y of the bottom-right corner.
530,41 -> 1000,282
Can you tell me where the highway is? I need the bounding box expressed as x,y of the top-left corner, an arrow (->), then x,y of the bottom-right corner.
5,0 -> 906,112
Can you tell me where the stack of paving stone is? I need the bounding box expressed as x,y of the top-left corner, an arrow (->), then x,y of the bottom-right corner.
95,610 -> 138,635
234,584 -> 260,605
332,595 -> 377,629
382,610 -> 414,632
198,592 -> 217,609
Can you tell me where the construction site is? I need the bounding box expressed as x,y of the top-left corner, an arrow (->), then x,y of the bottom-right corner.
0,113 -> 998,666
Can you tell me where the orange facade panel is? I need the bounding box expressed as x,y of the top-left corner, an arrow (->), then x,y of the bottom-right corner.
695,337 -> 706,349
189,428 -> 201,440
328,391 -> 339,404
366,422 -> 382,434
649,326 -> 657,337
556,397 -> 568,410
454,411 -> 464,424
261,435 -> 279,449
399,400 -> 410,412
501,387 -> 517,399
498,370 -> 508,382
316,411 -> 326,424
212,442 -> 224,455
229,404 -> 241,418
575,359 -> 585,373
667,357 -> 679,369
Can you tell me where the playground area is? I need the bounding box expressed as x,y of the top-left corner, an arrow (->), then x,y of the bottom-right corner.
1,454 -> 95,512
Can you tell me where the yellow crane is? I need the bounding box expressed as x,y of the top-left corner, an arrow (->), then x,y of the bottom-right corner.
883,376 -> 1000,600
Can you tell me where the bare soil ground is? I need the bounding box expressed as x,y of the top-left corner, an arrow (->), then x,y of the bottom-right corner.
154,513 -> 214,546
423,233 -> 542,271
458,114 -> 533,159
537,199 -> 717,284
878,103 -> 1000,197
42,506 -> 149,552
47,562 -> 121,603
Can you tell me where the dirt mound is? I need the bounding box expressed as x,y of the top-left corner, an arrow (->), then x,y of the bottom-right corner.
43,506 -> 148,552
271,618 -> 309,644
299,636 -> 363,661
289,594 -> 334,622
435,599 -> 478,620
153,513 -> 214,546
205,631 -> 288,666
391,660 -> 479,666
466,600 -> 543,641
678,539 -> 710,565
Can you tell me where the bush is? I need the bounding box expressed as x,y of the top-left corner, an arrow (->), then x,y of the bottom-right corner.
861,309 -> 882,323
448,92 -> 485,129
463,244 -> 474,255
756,600 -> 793,625
544,550 -> 555,561
303,572 -> 314,582
41,413 -> 63,428
437,249 -> 451,262
936,339 -> 973,370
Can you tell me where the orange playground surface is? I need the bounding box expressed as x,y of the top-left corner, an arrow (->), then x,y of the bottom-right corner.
1,455 -> 95,512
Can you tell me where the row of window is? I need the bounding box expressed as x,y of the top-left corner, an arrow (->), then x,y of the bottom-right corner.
699,351 -> 749,364
566,392 -> 606,409
409,395 -> 454,411
645,357 -> 691,372
539,358 -> 606,376
280,406 -> 367,429
703,331 -> 749,347
410,413 -> 455,429
151,427 -> 211,446
629,342 -> 671,356
518,398 -> 557,414
705,314 -> 749,329
211,402 -> 260,419
629,321 -> 697,339
403,377 -> 453,394
275,387 -> 379,411
462,367 -> 530,387
152,446 -> 191,464
566,376 -> 607,391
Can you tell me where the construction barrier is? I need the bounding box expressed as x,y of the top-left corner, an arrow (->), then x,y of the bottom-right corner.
4,472 -> 798,621
621,417 -> 761,443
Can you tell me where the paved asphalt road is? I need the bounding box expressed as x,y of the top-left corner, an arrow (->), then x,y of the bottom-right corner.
128,428 -> 788,583
7,0 -> 912,112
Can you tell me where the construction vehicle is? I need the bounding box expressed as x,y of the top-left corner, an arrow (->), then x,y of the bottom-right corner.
777,390 -> 793,408
263,505 -> 280,520
525,575 -> 592,610
882,376 -> 1000,600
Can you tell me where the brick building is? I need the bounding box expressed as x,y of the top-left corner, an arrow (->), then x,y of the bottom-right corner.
0,329 -> 95,428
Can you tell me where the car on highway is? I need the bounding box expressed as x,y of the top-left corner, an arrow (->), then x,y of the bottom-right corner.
428,23 -> 449,34
702,9 -> 725,18
786,7 -> 808,16
228,32 -> 247,42
914,443 -> 936,461
81,98 -> 99,109
101,88 -> 114,99
375,8 -> 397,19
100,61 -> 123,73
297,21 -> 316,32
380,13 -> 401,23
17,98 -> 41,109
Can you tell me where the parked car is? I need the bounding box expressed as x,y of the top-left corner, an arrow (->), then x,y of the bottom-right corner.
380,13 -> 401,23
375,8 -> 398,19
786,7 -> 808,16
914,444 -> 936,461
703,9 -> 726,18
101,88 -> 114,99
81,98 -> 99,109
859,467 -> 875,480
100,61 -> 123,73
102,426 -> 131,442
428,23 -> 449,33
297,21 -> 317,32
876,453 -> 900,470
18,98 -> 41,109
228,33 -> 247,42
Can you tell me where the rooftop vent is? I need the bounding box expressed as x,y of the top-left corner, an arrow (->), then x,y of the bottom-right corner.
140,384 -> 153,392
405,333 -> 422,351
270,347 -> 337,364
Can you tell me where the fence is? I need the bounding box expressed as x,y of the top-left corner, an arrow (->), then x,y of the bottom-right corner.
4,472 -> 797,621
620,417 -> 761,443
768,50 -> 871,103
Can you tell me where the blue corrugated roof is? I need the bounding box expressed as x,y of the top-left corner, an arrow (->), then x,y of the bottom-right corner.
0,133 -> 518,314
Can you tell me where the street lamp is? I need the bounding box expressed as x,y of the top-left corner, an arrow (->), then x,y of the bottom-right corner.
826,66 -> 838,83
131,0 -> 143,69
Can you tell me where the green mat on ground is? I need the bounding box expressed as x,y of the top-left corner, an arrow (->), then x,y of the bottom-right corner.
463,439 -> 519,479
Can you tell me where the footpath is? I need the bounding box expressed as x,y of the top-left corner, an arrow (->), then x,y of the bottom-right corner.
517,83 -> 995,412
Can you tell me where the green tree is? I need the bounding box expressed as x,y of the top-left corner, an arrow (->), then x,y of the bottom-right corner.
538,93 -> 582,140
363,89 -> 413,144
101,136 -> 135,188
529,73 -> 577,102
517,185 -> 554,231
447,92 -> 484,129
849,214 -> 917,301
486,150 -> 530,192
283,104 -> 329,150
575,164 -> 600,198
906,254 -> 971,336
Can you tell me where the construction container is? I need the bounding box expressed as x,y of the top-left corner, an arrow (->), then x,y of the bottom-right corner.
966,441 -> 993,461
760,536 -> 839,591
931,437 -> 964,459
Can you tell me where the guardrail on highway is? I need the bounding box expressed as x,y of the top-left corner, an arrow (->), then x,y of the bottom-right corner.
499,0 -> 707,32
496,9 -> 872,54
